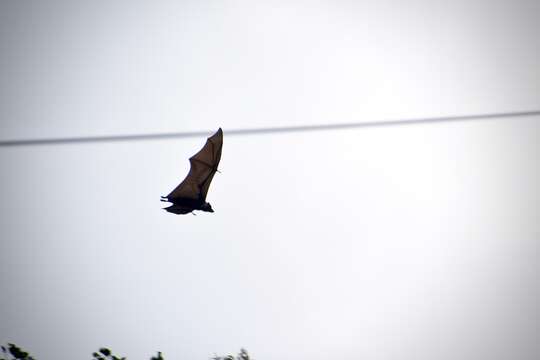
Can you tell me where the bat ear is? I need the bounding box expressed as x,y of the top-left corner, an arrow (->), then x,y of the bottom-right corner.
200,202 -> 214,212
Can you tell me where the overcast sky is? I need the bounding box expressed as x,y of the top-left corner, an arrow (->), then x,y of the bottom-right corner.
1,1 -> 539,360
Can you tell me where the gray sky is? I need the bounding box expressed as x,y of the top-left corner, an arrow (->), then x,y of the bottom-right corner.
1,1 -> 539,360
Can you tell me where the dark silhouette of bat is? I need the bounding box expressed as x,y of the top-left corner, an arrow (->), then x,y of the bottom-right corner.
161,128 -> 223,215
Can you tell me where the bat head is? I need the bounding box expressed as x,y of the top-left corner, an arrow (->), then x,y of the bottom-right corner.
200,202 -> 214,213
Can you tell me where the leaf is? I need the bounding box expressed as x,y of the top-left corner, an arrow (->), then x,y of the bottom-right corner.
8,343 -> 29,359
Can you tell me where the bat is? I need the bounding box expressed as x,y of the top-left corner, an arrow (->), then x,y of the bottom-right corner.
161,128 -> 223,215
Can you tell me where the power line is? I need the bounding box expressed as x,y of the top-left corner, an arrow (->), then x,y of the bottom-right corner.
1,109 -> 539,147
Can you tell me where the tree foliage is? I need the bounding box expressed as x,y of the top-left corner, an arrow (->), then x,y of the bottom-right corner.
1,344 -> 34,360
1,344 -> 250,360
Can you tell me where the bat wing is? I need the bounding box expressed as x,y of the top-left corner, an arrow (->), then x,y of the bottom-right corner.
166,128 -> 223,202
163,204 -> 195,215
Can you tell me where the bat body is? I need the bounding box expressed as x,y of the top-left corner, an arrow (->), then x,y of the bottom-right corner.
161,128 -> 223,215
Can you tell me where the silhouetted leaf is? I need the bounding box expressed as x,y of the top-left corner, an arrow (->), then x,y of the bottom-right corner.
238,349 -> 250,360
99,348 -> 111,357
8,343 -> 29,359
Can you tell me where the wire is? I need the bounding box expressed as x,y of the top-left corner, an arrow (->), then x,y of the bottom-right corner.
1,109 -> 539,147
